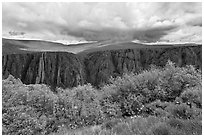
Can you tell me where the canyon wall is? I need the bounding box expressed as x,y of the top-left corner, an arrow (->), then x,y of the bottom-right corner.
2,45 -> 202,89
3,52 -> 85,89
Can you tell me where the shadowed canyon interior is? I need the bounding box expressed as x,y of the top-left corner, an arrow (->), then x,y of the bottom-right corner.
2,39 -> 201,89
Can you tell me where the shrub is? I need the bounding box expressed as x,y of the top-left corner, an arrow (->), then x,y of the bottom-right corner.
2,76 -> 60,135
55,84 -> 104,128
158,61 -> 201,101
121,94 -> 145,116
100,60 -> 202,118
2,76 -> 27,107
101,98 -> 122,118
3,76 -> 58,115
100,68 -> 162,117
180,85 -> 202,108
2,60 -> 202,135
144,100 -> 170,116
165,103 -> 201,119
26,84 -> 58,115
2,105 -> 46,135
2,77 -> 61,135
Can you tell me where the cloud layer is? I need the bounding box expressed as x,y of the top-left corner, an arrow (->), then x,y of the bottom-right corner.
2,2 -> 202,43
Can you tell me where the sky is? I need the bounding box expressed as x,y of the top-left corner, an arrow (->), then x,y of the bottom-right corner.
2,2 -> 202,44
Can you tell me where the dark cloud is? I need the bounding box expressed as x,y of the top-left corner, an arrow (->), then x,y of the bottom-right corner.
132,25 -> 178,42
59,24 -> 178,43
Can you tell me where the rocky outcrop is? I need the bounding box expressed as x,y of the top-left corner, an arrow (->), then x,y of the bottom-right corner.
2,52 -> 85,89
2,45 -> 202,89
84,46 -> 202,86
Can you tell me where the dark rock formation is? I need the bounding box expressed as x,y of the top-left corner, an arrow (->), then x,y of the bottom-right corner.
84,46 -> 202,87
3,52 -> 85,89
2,45 -> 202,89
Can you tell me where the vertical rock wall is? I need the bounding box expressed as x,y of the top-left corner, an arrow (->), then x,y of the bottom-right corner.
2,45 -> 202,89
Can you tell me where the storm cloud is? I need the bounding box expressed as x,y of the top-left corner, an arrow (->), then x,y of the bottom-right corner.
2,2 -> 202,44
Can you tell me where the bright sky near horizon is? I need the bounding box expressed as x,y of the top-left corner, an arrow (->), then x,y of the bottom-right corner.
2,2 -> 202,44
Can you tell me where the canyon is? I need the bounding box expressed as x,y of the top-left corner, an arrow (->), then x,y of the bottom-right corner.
2,39 -> 202,89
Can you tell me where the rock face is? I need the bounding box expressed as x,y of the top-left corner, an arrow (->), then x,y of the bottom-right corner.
84,46 -> 202,87
2,45 -> 202,89
3,52 -> 85,89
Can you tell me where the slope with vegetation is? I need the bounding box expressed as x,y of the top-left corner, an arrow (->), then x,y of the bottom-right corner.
2,61 -> 202,135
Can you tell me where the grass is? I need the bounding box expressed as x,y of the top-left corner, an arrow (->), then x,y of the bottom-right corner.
52,116 -> 202,135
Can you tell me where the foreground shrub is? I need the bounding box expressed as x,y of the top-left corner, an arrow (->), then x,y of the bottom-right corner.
100,98 -> 122,118
2,60 -> 202,135
55,84 -> 104,128
2,76 -> 59,135
2,75 -> 58,115
2,105 -> 47,135
158,61 -> 201,101
143,100 -> 170,117
165,103 -> 202,119
180,85 -> 202,108
2,75 -> 27,108
100,60 -> 202,118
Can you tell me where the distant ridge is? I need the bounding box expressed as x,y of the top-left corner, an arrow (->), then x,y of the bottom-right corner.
2,38 -> 201,55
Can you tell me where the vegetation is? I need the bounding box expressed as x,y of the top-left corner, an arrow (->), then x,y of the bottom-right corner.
2,60 -> 202,135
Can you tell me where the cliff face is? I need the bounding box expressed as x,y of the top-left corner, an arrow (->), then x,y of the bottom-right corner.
3,52 -> 85,89
84,46 -> 202,86
2,45 -> 202,89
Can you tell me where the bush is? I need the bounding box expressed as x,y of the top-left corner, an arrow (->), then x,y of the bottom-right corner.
2,75 -> 27,108
165,103 -> 201,119
2,60 -> 202,135
99,60 -> 202,118
143,100 -> 170,116
2,75 -> 58,115
100,68 -> 162,117
2,105 -> 47,135
158,61 -> 201,101
101,98 -> 122,118
26,84 -> 58,115
55,84 -> 104,128
180,85 -> 202,108
2,76 -> 60,135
